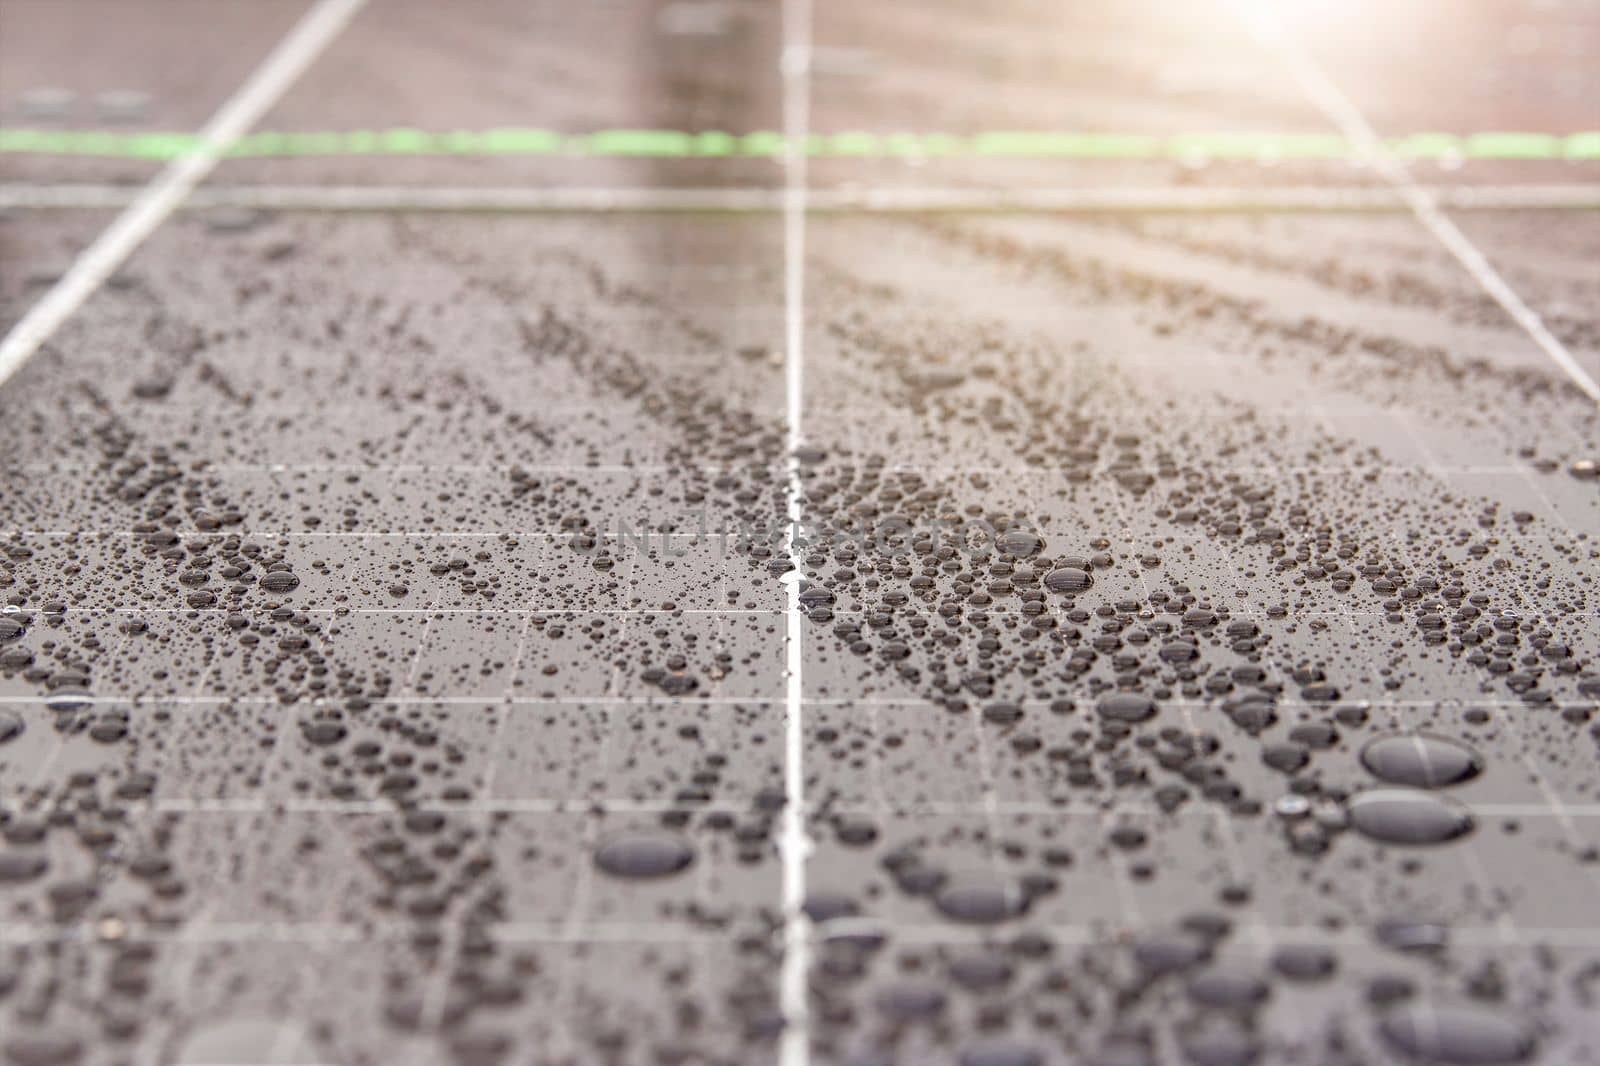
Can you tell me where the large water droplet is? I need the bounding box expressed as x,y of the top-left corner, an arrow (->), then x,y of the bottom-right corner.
260,571 -> 300,593
1377,1003 -> 1536,1064
1043,567 -> 1093,594
2,1030 -> 84,1066
997,530 -> 1043,558
1270,944 -> 1337,981
947,950 -> 1014,990
1348,790 -> 1474,845
0,850 -> 48,883
873,981 -> 947,1021
593,833 -> 694,879
933,875 -> 1025,923
1097,693 -> 1157,723
1132,932 -> 1208,974
1186,967 -> 1270,1009
1179,1020 -> 1262,1066
1361,734 -> 1483,789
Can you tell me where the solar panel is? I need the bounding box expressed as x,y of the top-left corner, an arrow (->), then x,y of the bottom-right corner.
0,1 -> 1597,1064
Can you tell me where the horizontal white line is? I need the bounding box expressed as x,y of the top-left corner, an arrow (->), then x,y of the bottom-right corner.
0,606 -> 1557,621
0,462 -> 1567,475
5,919 -> 1598,947
76,798 -> 1600,819
4,182 -> 1600,213
0,695 -> 1584,709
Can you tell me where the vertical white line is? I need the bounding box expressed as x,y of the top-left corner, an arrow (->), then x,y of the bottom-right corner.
0,0 -> 367,390
1231,1 -> 1600,407
779,0 -> 814,1060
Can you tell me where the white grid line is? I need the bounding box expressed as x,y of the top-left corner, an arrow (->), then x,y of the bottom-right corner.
19,797 -> 1600,819
4,919 -> 1598,948
0,696 -> 1580,710
778,0 -> 815,1058
7,181 -> 1600,214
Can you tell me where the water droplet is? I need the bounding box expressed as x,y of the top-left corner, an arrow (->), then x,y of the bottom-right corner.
1043,566 -> 1093,594
1133,932 -> 1209,974
947,950 -> 1014,990
957,1039 -> 1044,1066
1270,944 -> 1337,981
0,710 -> 23,744
1348,790 -> 1474,845
2,1030 -> 84,1066
301,720 -> 348,746
1374,917 -> 1449,953
798,584 -> 835,609
1179,1021 -> 1261,1066
1084,1041 -> 1158,1066
260,571 -> 300,593
0,850 -> 48,883
1377,1003 -> 1536,1064
933,875 -> 1025,923
873,981 -> 947,1020
1187,967 -> 1270,1008
982,701 -> 1024,725
44,688 -> 94,713
1097,692 -> 1157,723
1361,734 -> 1483,788
1273,795 -> 1311,819
802,891 -> 859,923
1262,742 -> 1310,774
997,530 -> 1043,558
593,833 -> 694,879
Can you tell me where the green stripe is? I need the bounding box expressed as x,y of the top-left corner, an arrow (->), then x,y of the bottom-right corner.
2,127 -> 1597,161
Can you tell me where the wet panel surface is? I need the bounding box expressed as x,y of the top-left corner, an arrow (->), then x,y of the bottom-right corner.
2,1 -> 1599,1065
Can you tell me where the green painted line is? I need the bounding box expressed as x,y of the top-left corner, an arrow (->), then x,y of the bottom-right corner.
739,131 -> 785,156
1,127 -> 1597,161
1566,132 -> 1600,160
578,129 -> 694,156
1467,132 -> 1562,160
480,128 -> 563,154
1389,133 -> 1464,160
